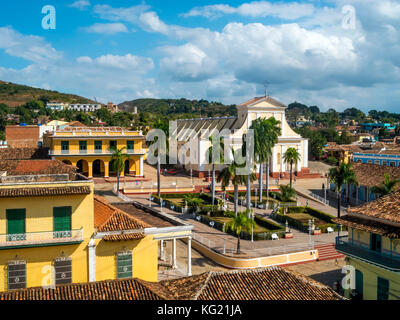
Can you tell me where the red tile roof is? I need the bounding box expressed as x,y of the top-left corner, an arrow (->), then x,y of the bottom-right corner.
0,160 -> 76,177
0,186 -> 91,198
0,267 -> 344,300
352,163 -> 400,188
94,196 -> 150,241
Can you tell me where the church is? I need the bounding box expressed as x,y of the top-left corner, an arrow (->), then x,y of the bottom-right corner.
171,95 -> 314,179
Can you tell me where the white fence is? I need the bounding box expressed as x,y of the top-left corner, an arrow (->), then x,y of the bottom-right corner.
309,192 -> 330,205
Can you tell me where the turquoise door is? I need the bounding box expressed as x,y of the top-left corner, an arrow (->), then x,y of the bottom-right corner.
370,234 -> 382,252
377,277 -> 389,300
355,270 -> 363,298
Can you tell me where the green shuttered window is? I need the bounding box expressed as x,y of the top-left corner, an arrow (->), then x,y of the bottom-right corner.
117,252 -> 132,279
127,140 -> 134,150
377,277 -> 389,300
6,209 -> 26,241
7,260 -> 26,290
53,207 -> 72,238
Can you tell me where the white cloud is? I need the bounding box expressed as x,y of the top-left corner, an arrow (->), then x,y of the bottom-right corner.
0,27 -> 62,63
69,0 -> 90,10
82,23 -> 128,35
93,4 -> 150,24
182,1 -> 315,20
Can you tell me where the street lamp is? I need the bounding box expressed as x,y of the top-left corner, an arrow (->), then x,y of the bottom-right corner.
308,219 -> 312,247
251,211 -> 254,242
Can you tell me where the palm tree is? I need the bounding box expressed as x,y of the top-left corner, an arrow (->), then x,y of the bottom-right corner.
279,184 -> 296,202
223,210 -> 255,254
250,117 -> 281,203
110,146 -> 130,195
217,154 -> 247,216
328,162 -> 358,235
207,135 -> 224,206
241,134 -> 258,214
371,173 -> 400,198
151,119 -> 169,197
283,148 -> 301,188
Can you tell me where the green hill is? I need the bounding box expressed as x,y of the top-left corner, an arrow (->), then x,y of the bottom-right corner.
118,98 -> 237,118
0,80 -> 97,108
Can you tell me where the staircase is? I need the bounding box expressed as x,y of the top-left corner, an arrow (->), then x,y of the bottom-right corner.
315,243 -> 344,261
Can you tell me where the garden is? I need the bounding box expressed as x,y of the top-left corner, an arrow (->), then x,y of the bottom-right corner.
272,206 -> 341,233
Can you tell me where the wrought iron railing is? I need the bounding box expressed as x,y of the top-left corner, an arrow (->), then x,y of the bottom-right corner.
335,236 -> 400,271
0,229 -> 84,248
50,149 -> 146,156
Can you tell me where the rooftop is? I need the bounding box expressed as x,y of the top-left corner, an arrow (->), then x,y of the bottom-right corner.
238,96 -> 287,108
94,196 -> 150,241
0,148 -> 50,160
0,267 -> 344,300
344,190 -> 400,225
352,162 -> 400,188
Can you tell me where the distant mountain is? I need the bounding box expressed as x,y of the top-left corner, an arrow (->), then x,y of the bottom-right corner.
0,80 -> 97,108
118,98 -> 237,118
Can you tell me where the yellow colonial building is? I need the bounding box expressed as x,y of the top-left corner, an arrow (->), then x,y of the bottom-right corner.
335,191 -> 400,300
43,126 -> 145,178
0,159 -> 194,292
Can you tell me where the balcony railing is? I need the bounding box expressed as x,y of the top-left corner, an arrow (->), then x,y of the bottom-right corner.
335,236 -> 400,271
49,149 -> 146,156
0,229 -> 84,249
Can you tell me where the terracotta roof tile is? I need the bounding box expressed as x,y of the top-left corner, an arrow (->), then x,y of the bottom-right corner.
0,186 -> 90,198
333,215 -> 400,238
352,163 -> 400,188
0,267 -> 344,300
0,159 -> 76,177
0,148 -> 50,160
94,196 -> 150,241
346,190 -> 400,224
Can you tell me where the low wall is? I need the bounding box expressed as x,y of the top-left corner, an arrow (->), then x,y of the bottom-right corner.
183,238 -> 319,269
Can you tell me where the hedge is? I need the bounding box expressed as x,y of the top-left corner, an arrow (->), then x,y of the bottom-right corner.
198,214 -> 286,240
272,206 -> 343,233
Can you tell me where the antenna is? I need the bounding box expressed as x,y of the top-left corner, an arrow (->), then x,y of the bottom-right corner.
263,81 -> 269,97
93,97 -> 97,102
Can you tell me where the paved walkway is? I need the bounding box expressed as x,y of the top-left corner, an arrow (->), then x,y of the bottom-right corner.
130,194 -> 345,258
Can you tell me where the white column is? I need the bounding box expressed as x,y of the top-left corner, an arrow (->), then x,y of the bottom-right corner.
88,238 -> 96,282
140,156 -> 143,176
160,240 -> 165,261
172,239 -> 177,269
271,146 -> 277,173
303,139 -> 309,168
187,237 -> 192,276
297,146 -> 301,172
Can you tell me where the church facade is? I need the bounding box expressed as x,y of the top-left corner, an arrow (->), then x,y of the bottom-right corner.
172,95 -> 313,179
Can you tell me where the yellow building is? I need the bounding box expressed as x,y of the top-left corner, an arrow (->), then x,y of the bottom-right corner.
43,126 -> 145,178
0,159 -> 167,292
334,191 -> 400,300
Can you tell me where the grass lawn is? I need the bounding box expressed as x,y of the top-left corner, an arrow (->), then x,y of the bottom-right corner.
208,216 -> 274,233
286,213 -> 325,226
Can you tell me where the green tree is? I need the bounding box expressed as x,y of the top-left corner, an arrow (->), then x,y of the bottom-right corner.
207,135 -> 224,206
250,117 -> 281,202
223,210 -> 255,254
283,148 -> 301,188
217,154 -> 247,216
279,184 -> 296,202
110,147 -> 130,196
328,162 -> 358,234
371,173 -> 400,198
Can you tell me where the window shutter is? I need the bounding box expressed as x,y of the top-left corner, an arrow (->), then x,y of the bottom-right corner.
53,207 -> 72,238
54,257 -> 72,285
8,260 -> 26,290
117,252 -> 132,279
6,209 -> 26,241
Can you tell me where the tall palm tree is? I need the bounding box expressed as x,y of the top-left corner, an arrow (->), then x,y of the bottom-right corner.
207,135 -> 224,206
217,154 -> 247,216
151,119 -> 169,197
250,117 -> 281,202
241,134 -> 257,213
328,162 -> 358,235
223,210 -> 255,254
371,173 -> 400,198
283,147 -> 301,188
110,146 -> 130,195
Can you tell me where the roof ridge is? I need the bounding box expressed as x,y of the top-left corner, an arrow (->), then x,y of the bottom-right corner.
94,196 -> 150,230
193,271 -> 213,300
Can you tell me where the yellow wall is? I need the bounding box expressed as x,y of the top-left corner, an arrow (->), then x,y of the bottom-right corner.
94,235 -> 158,282
0,181 -> 158,291
346,257 -> 400,300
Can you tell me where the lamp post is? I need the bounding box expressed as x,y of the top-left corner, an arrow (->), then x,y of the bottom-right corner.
255,188 -> 257,209
308,219 -> 312,247
251,211 -> 254,242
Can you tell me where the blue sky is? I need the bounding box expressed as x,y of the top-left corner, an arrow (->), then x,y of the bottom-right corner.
0,0 -> 400,112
